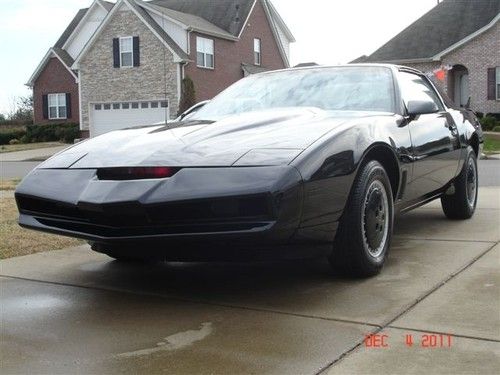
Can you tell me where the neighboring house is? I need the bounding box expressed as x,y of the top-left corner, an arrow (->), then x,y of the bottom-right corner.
27,0 -> 294,137
356,0 -> 500,115
27,2 -> 114,125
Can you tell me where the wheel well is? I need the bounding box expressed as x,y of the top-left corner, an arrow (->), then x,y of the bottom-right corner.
470,133 -> 479,157
363,146 -> 400,200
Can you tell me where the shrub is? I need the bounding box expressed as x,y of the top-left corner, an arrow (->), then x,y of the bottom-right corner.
9,139 -> 20,145
0,119 -> 32,126
493,125 -> 500,133
25,123 -> 79,144
486,113 -> 500,121
479,116 -> 499,131
178,76 -> 196,116
0,129 -> 27,145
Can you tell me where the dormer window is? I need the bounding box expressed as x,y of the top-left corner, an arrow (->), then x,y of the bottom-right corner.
254,38 -> 261,66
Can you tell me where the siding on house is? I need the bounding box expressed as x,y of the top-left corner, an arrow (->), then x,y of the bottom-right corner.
184,0 -> 286,101
440,20 -> 500,114
65,5 -> 108,59
33,57 -> 79,124
79,6 -> 179,131
403,21 -> 500,114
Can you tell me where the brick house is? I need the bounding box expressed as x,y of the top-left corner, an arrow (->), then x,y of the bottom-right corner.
355,0 -> 500,115
27,0 -> 294,137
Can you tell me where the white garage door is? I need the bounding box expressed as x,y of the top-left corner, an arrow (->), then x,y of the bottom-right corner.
90,100 -> 170,137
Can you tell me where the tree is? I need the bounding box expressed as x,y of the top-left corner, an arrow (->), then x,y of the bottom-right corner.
10,94 -> 34,123
0,113 -> 6,123
178,76 -> 196,116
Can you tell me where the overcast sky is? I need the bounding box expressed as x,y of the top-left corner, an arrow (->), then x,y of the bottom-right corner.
0,0 -> 439,115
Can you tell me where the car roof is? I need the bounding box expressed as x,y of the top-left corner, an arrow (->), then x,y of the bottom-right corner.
257,63 -> 423,76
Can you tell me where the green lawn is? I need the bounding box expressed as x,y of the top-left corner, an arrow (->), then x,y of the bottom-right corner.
484,134 -> 500,154
0,142 -> 64,154
0,179 -> 83,259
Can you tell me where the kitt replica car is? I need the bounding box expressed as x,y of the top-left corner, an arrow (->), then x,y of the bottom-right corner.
16,65 -> 482,276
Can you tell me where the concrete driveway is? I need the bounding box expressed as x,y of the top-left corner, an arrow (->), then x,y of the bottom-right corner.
1,187 -> 499,374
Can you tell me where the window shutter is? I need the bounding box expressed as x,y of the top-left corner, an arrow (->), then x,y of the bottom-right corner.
42,95 -> 48,119
66,93 -> 72,119
113,38 -> 120,68
133,36 -> 140,67
487,68 -> 496,100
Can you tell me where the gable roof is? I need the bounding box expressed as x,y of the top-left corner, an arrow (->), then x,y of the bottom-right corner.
149,0 -> 256,36
141,1 -> 238,40
128,0 -> 190,60
52,47 -> 75,68
365,0 -> 500,62
54,8 -> 89,48
26,48 -> 78,86
100,1 -> 115,11
73,0 -> 190,68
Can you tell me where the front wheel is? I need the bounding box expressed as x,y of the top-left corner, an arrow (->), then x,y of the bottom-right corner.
441,147 -> 478,220
329,160 -> 394,277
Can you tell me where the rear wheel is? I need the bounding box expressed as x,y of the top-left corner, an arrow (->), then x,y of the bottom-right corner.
441,147 -> 478,219
329,160 -> 394,277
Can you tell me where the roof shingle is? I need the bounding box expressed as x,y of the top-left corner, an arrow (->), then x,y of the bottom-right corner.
54,8 -> 89,48
365,0 -> 500,62
149,0 -> 256,36
130,0 -> 190,60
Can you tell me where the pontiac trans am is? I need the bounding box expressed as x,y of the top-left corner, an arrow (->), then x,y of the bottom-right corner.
15,65 -> 482,276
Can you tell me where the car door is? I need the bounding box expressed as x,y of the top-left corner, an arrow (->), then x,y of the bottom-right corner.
398,71 -> 461,200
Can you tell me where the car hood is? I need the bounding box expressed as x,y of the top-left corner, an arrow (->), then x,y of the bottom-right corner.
41,108 -> 379,168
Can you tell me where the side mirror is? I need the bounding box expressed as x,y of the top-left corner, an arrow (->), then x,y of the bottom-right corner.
407,100 -> 439,117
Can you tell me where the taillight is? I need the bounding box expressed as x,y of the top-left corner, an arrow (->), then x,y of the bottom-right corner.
97,167 -> 180,180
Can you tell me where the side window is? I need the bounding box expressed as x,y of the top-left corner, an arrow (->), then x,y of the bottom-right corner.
398,72 -> 444,111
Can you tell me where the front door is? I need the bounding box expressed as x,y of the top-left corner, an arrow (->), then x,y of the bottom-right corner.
398,71 -> 461,200
454,72 -> 470,107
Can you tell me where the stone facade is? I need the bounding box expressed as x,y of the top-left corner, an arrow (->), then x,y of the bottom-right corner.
402,21 -> 500,115
79,6 -> 179,131
33,57 -> 80,125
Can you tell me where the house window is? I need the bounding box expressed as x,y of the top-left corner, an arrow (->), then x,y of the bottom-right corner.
496,67 -> 500,100
120,36 -> 133,67
254,38 -> 261,66
196,37 -> 214,68
48,93 -> 67,119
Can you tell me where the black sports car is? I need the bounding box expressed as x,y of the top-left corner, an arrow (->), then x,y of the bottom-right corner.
16,65 -> 482,276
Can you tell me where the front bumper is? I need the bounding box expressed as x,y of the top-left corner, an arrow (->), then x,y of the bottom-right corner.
16,166 -> 307,248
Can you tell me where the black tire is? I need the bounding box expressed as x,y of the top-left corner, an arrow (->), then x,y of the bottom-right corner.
329,160 -> 394,277
441,147 -> 478,220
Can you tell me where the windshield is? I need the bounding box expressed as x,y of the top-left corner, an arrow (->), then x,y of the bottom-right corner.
191,66 -> 395,121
